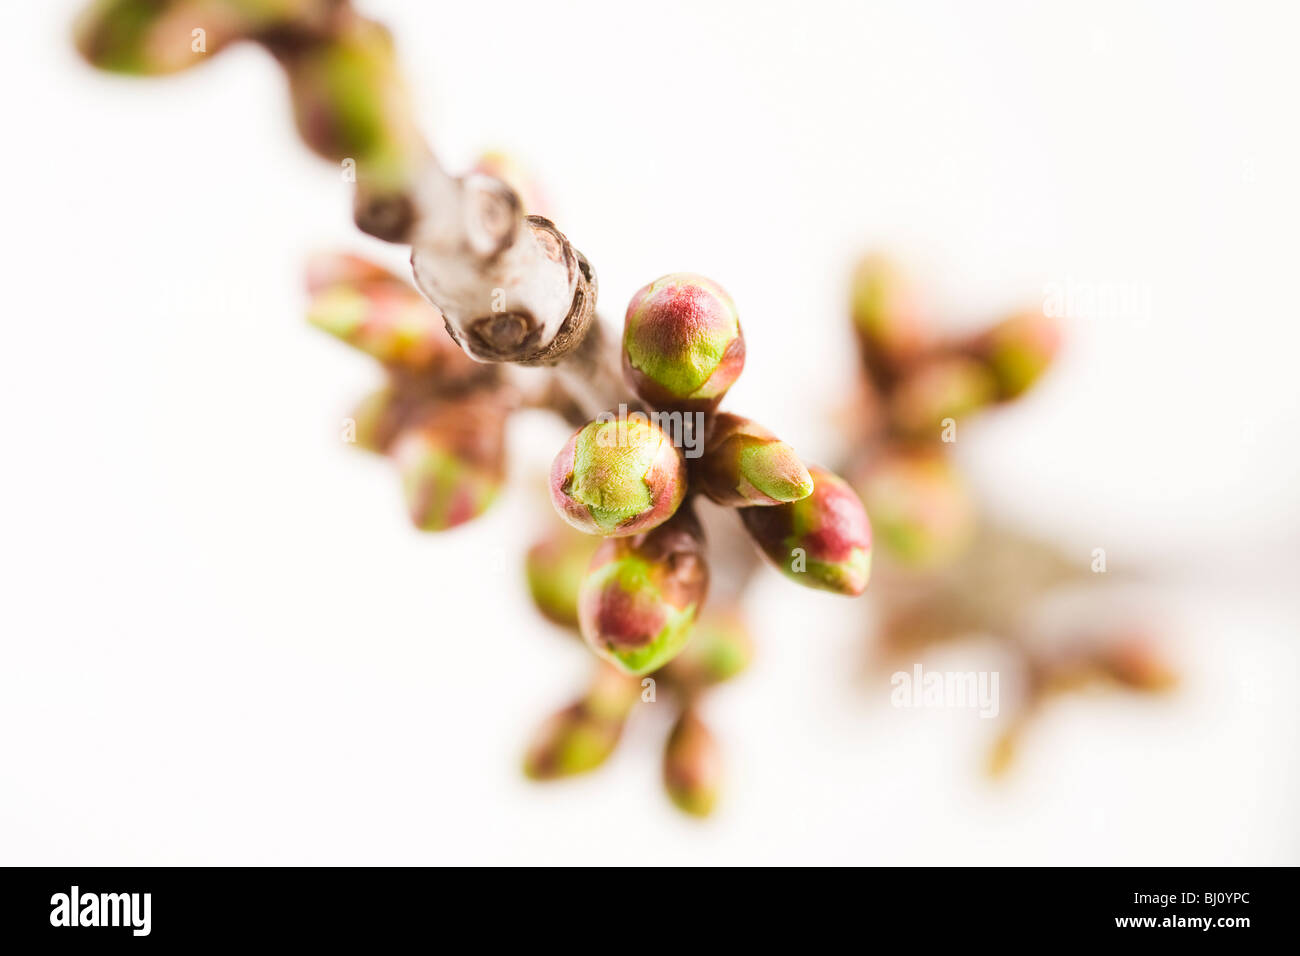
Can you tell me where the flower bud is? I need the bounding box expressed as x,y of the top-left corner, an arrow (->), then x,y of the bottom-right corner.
523,665 -> 639,780
741,466 -> 872,596
970,308 -> 1061,399
622,273 -> 745,412
849,254 -> 932,374
888,355 -> 995,438
277,15 -> 426,205
661,604 -> 754,690
74,0 -> 243,74
663,709 -> 722,817
698,413 -> 813,507
392,397 -> 507,532
853,447 -> 974,569
578,510 -> 709,675
550,418 -> 686,537
525,521 -> 602,629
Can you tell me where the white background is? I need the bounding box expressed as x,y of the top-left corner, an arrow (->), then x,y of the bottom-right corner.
1,0 -> 1297,864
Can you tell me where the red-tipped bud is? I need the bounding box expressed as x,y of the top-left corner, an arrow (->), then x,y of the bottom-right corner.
741,466 -> 872,596
392,397 -> 507,532
578,510 -> 709,676
550,418 -> 686,537
622,273 -> 745,412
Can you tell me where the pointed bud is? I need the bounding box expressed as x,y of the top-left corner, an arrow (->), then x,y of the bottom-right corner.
550,418 -> 686,537
853,447 -> 974,568
523,665 -> 639,780
306,252 -> 487,384
663,709 -> 722,817
741,466 -> 872,596
578,510 -> 709,675
698,413 -> 813,507
661,604 -> 754,690
622,273 -> 745,412
888,355 -> 996,438
74,0 -> 242,74
392,397 -> 507,532
849,254 -> 933,375
970,308 -> 1061,399
276,14 -> 427,227
525,521 -> 602,629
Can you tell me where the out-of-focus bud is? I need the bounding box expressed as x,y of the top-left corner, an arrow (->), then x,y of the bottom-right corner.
305,251 -> 401,296
741,465 -> 872,596
74,0 -> 263,74
472,150 -> 550,218
622,273 -> 745,412
578,510 -> 709,675
308,276 -> 450,369
853,447 -> 974,569
348,386 -> 403,454
660,603 -> 754,690
525,521 -> 602,629
392,396 -> 507,532
970,308 -> 1061,399
1095,634 -> 1177,692
663,709 -> 722,817
888,355 -> 995,438
549,418 -> 686,537
849,254 -> 932,375
523,665 -> 639,780
275,13 -> 427,239
697,413 -> 813,507
306,252 -> 487,385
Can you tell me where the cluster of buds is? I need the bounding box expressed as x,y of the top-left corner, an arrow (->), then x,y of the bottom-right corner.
74,1 -> 873,813
307,251 -> 511,530
550,273 -> 873,676
845,256 -> 1176,774
845,254 -> 1061,571
524,515 -> 752,816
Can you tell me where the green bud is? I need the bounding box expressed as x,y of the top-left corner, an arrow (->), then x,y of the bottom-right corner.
698,413 -> 813,507
849,253 -> 932,374
550,418 -> 686,537
392,397 -> 507,532
741,466 -> 872,596
278,14 -> 425,198
523,665 -> 639,780
661,603 -> 754,690
622,273 -> 745,412
853,447 -> 974,569
525,520 -> 602,629
578,510 -> 709,676
888,355 -> 996,438
663,709 -> 722,817
970,308 -> 1061,399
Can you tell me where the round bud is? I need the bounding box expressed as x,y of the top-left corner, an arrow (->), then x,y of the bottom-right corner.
622,273 -> 745,411
550,418 -> 686,536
